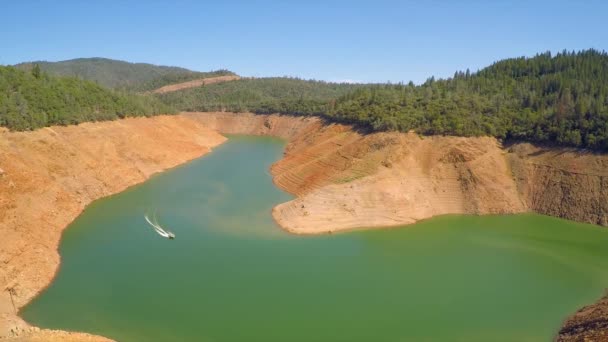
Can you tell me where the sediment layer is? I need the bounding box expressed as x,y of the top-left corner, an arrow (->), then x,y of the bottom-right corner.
0,115 -> 226,340
508,143 -> 608,227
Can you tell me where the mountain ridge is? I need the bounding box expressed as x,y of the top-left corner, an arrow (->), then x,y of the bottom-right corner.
14,57 -> 236,91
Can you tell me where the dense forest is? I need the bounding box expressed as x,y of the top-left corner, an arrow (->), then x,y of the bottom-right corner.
160,49 -> 608,150
0,65 -> 174,130
158,77 -> 366,114
15,58 -> 235,91
330,50 -> 608,150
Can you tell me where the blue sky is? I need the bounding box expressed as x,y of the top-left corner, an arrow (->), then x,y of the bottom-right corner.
2,0 -> 606,83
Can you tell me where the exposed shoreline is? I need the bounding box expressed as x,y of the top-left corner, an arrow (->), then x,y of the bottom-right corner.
1,112 -> 606,340
0,115 -> 226,340
187,111 -> 607,233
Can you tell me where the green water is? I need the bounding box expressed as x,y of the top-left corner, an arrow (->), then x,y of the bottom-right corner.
22,136 -> 608,342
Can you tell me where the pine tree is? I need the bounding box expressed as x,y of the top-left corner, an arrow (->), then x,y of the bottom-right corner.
32,64 -> 41,79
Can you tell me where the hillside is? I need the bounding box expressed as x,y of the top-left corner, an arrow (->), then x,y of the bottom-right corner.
157,77 -> 366,114
329,49 -> 608,150
160,50 -> 608,150
0,65 -> 173,130
15,58 -> 236,91
151,75 -> 241,94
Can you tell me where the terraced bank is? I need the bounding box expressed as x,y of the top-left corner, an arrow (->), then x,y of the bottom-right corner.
186,111 -> 608,233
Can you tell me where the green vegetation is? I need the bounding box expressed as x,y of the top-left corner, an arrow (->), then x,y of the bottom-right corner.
0,65 -> 174,130
330,50 -> 608,150
159,49 -> 608,150
158,77 -> 365,114
15,58 -> 235,91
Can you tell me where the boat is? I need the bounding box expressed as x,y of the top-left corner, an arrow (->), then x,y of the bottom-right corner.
144,211 -> 176,240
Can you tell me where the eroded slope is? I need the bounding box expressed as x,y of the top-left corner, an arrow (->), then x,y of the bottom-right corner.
183,111 -> 319,139
271,127 -> 526,233
0,116 -> 226,340
185,112 -> 526,233
508,143 -> 608,227
187,112 -> 608,233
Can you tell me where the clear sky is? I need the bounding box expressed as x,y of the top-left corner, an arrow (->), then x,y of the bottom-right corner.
2,0 -> 606,83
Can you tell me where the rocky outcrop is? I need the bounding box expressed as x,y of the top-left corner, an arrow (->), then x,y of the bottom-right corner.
508,143 -> 608,227
0,115 -> 226,340
556,293 -> 608,342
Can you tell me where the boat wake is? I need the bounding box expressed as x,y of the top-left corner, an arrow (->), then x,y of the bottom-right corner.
144,210 -> 175,239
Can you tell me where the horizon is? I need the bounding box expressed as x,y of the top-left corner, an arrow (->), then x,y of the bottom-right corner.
2,1 -> 607,83
9,48 -> 607,85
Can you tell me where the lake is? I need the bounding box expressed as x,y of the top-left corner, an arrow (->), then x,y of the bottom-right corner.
22,135 -> 608,341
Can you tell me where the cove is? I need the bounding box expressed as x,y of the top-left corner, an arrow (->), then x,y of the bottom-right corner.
21,135 -> 608,341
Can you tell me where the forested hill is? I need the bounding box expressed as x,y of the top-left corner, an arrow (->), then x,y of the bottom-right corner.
157,77 -> 367,114
159,49 -> 608,150
0,65 -> 174,130
329,50 -> 608,149
15,58 -> 236,91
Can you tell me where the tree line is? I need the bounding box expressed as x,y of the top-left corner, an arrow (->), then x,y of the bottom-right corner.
0,65 -> 174,130
15,57 -> 236,91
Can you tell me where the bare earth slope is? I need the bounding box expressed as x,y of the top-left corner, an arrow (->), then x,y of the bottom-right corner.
151,75 -> 240,94
184,111 -> 319,140
273,130 -> 527,233
556,293 -> 608,342
188,112 -> 608,232
187,111 -> 526,233
0,116 -> 226,340
508,143 -> 608,227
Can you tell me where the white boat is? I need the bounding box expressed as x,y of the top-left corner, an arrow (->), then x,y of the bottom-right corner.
144,211 -> 175,239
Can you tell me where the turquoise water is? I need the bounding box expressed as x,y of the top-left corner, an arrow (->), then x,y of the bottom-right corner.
22,136 -> 608,341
